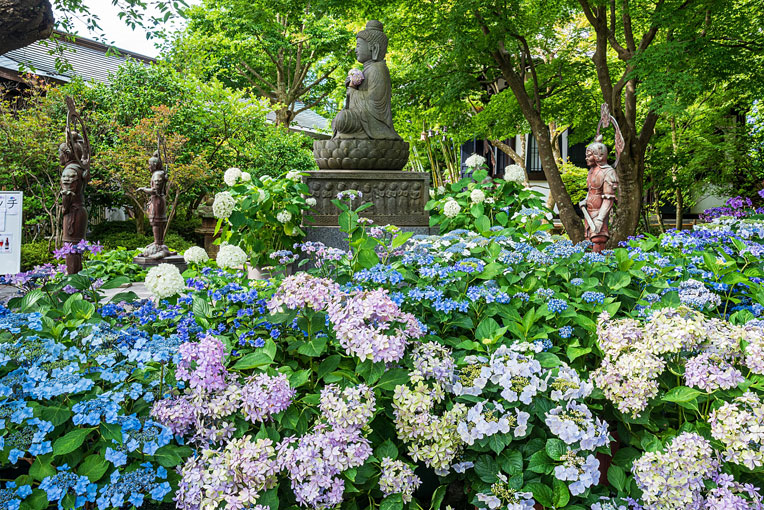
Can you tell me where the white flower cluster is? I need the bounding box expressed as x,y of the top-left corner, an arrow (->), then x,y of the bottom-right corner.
465,153 -> 486,169
212,191 -> 236,219
241,171 -> 251,182
456,400 -> 529,445
443,199 -> 461,218
217,243 -> 247,269
554,450 -> 600,495
183,246 -> 209,264
145,263 -> 186,299
476,473 -> 535,510
470,189 -> 486,204
305,197 -> 317,207
504,164 -> 526,184
224,167 -> 242,186
277,210 -> 292,224
544,401 -> 609,450
286,170 -> 302,180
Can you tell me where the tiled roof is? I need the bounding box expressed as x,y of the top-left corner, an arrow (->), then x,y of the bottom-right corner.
0,31 -> 154,84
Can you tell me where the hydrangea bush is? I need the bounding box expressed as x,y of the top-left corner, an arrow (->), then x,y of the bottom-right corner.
214,169 -> 312,267
425,167 -> 546,234
1,197 -> 763,509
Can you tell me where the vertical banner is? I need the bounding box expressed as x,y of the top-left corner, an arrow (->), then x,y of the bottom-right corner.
0,192 -> 23,275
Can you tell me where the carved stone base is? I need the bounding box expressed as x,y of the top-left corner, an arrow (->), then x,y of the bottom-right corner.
133,254 -> 187,273
304,170 -> 430,227
313,139 -> 409,170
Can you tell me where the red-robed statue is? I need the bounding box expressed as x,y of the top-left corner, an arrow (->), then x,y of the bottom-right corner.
580,104 -> 623,253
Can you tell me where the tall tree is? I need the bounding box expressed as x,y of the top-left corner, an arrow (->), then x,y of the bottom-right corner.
178,0 -> 353,127
385,0 -> 764,243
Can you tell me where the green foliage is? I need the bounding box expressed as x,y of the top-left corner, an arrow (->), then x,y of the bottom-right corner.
176,0 -> 353,124
426,166 -> 547,235
0,81 -> 67,241
559,162 -> 588,205
247,126 -> 318,178
219,172 -> 312,266
82,248 -> 147,281
21,241 -> 55,271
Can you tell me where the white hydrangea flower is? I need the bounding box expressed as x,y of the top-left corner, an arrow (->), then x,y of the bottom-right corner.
437,185 -> 445,195
504,165 -> 526,184
212,191 -> 236,219
240,171 -> 252,182
277,210 -> 292,224
429,189 -> 435,198
443,199 -> 461,218
223,167 -> 242,186
256,189 -> 266,203
286,170 -> 302,180
465,153 -> 486,169
470,189 -> 486,204
183,246 -> 209,264
305,197 -> 317,207
145,263 -> 185,299
217,243 -> 247,269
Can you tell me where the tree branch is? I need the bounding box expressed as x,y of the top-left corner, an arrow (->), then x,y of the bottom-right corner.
239,62 -> 277,95
295,61 -> 342,97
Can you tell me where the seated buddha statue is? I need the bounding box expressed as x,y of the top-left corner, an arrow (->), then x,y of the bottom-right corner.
332,20 -> 402,141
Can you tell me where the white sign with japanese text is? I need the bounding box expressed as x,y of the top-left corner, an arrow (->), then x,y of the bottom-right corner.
0,192 -> 22,275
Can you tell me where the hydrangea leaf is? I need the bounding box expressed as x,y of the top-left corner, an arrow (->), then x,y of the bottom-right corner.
52,428 -> 94,456
376,368 -> 409,391
545,438 -> 567,461
499,449 -> 523,475
552,478 -> 571,507
525,482 -> 553,507
608,464 -> 627,492
77,454 -> 109,482
474,455 -> 499,483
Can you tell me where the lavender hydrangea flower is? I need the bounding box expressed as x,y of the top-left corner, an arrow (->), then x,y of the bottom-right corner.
328,288 -> 424,363
240,373 -> 295,423
684,353 -> 744,392
176,336 -> 229,392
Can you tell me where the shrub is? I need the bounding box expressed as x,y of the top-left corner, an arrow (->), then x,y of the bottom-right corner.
20,240 -> 54,270
559,161 -> 588,205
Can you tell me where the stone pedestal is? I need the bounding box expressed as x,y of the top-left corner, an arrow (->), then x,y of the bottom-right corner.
133,254 -> 187,273
304,170 -> 430,227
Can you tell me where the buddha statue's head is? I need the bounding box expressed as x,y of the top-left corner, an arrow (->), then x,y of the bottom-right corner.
356,20 -> 388,63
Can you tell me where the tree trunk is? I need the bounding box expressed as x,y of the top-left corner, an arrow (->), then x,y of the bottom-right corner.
492,59 -> 586,243
490,139 -> 524,169
670,117 -> 683,230
274,106 -> 295,128
0,0 -> 54,55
